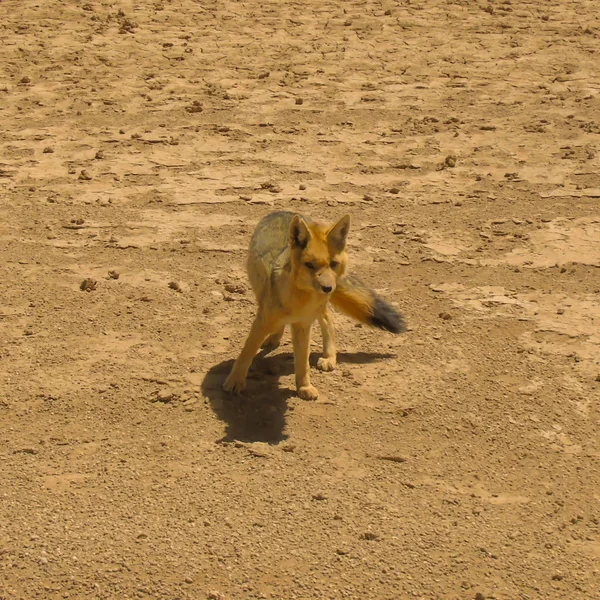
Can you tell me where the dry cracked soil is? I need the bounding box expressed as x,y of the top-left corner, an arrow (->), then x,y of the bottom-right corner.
1,1 -> 600,599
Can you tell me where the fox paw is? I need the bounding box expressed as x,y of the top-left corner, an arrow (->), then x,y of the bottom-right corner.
262,328 -> 284,352
297,384 -> 319,401
223,373 -> 246,394
261,337 -> 281,352
317,357 -> 336,372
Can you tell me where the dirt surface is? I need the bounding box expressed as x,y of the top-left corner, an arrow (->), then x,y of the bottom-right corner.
1,1 -> 600,599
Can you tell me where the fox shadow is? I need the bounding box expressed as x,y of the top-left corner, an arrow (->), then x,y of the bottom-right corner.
201,349 -> 396,444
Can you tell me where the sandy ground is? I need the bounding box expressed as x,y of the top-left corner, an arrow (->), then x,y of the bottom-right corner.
1,1 -> 600,599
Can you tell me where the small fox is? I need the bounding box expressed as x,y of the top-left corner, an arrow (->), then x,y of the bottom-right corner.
223,211 -> 406,400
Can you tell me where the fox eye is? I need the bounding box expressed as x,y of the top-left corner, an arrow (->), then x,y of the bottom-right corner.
330,260 -> 339,268
305,262 -> 315,270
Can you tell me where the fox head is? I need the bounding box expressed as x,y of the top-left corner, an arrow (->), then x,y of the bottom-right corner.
289,214 -> 350,295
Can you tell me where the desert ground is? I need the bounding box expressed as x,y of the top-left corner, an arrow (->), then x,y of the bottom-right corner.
1,1 -> 600,599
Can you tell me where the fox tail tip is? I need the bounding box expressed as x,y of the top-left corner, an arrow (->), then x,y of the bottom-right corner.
370,297 -> 407,334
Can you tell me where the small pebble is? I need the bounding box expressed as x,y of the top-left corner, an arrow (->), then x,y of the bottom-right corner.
155,390 -> 175,404
224,283 -> 245,294
80,278 -> 97,292
186,101 -> 203,113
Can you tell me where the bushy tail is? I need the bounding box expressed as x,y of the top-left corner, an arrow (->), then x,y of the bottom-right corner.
331,274 -> 406,334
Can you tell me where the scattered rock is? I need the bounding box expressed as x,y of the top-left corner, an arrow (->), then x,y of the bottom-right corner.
168,281 -> 183,292
295,97 -> 303,105
376,455 -> 407,463
80,278 -> 98,292
43,146 -> 54,154
107,270 -> 119,280
78,169 -> 92,181
445,155 -> 457,168
246,442 -> 272,458
154,390 -> 177,404
260,181 -> 281,193
13,447 -> 38,455
224,283 -> 246,294
119,18 -> 138,34
186,101 -> 203,113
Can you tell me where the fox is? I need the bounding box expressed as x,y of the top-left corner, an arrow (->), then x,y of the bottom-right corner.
223,211 -> 406,400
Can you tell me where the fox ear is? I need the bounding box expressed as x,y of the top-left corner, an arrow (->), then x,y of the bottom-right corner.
289,215 -> 311,249
328,214 -> 351,250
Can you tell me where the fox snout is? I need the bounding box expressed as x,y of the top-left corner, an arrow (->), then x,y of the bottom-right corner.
316,271 -> 336,294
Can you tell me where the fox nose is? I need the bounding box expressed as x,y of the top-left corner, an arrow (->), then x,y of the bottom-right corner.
321,285 -> 333,294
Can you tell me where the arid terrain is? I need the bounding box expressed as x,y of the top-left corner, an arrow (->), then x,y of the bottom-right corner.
1,1 -> 600,599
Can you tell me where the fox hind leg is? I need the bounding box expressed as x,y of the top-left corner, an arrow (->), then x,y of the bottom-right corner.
317,306 -> 337,372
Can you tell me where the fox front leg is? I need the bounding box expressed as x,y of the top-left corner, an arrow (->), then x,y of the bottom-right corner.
223,315 -> 273,394
291,322 -> 319,400
316,306 -> 336,372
